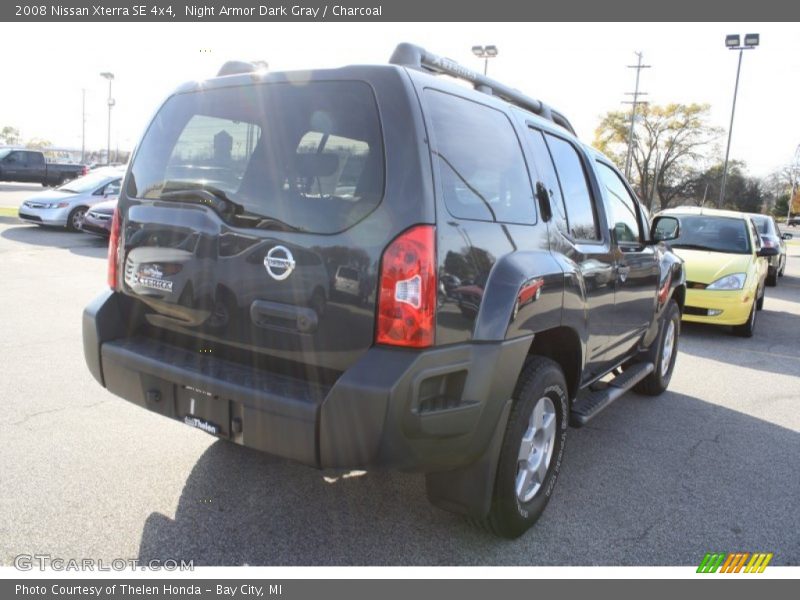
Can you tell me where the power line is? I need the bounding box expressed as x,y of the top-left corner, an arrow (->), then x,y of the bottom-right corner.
623,51 -> 651,181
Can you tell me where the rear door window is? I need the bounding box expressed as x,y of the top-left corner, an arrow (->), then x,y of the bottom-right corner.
543,134 -> 600,241
424,89 -> 535,224
127,81 -> 385,234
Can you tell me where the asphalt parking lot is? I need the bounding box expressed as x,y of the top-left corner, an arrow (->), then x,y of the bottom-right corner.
0,189 -> 798,566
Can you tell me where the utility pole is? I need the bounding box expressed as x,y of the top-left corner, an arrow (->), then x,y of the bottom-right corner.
623,52 -> 651,181
788,144 -> 800,222
81,89 -> 86,164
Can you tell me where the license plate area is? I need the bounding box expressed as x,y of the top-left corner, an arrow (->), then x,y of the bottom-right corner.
176,385 -> 229,438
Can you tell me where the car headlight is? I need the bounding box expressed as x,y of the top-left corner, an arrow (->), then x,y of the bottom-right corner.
706,273 -> 746,290
44,202 -> 70,209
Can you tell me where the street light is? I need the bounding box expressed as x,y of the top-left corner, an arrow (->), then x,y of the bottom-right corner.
718,33 -> 759,208
471,45 -> 498,75
100,72 -> 115,165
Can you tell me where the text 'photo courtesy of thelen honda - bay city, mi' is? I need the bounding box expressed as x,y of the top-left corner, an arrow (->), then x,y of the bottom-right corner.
82,44 -> 685,538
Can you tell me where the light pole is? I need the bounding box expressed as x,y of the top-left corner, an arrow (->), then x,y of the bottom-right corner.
100,72 -> 115,164
81,88 -> 86,164
719,33 -> 759,208
623,51 -> 650,181
471,45 -> 498,75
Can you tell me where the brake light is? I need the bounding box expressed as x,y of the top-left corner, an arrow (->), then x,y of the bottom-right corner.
81,165 -> 89,176
107,207 -> 121,289
376,225 -> 436,348
761,238 -> 776,248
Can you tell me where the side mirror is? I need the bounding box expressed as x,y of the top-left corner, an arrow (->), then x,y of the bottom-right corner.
651,216 -> 680,242
781,232 -> 793,240
757,246 -> 779,257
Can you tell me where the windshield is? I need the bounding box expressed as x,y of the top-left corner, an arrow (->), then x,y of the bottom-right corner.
750,215 -> 775,235
127,81 -> 385,234
0,149 -> 11,160
665,215 -> 752,254
59,170 -> 120,194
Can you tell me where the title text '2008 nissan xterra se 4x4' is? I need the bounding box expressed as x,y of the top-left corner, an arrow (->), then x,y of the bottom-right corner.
83,44 -> 685,538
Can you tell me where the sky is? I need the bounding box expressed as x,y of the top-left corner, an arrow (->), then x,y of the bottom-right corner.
1,21 -> 798,176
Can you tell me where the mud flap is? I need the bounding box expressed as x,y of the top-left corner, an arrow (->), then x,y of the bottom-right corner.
423,398 -> 512,519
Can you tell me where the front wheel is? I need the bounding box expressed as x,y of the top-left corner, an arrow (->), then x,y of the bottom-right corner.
634,299 -> 680,396
477,356 -> 568,539
66,206 -> 87,232
732,301 -> 757,338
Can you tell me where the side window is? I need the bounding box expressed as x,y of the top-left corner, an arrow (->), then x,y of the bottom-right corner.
543,133 -> 599,241
8,151 -> 27,165
28,153 -> 44,166
527,128 -> 569,236
425,90 -> 535,224
749,220 -> 762,251
104,179 -> 122,196
596,162 -> 642,244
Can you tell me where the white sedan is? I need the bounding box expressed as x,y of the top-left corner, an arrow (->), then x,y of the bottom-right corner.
18,167 -> 125,231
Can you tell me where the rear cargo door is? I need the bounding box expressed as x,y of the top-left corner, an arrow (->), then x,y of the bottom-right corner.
120,80 -> 388,374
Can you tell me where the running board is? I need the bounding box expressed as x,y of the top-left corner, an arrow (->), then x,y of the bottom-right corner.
569,362 -> 655,427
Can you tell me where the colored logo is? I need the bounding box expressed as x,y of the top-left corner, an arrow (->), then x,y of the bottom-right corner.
697,552 -> 773,573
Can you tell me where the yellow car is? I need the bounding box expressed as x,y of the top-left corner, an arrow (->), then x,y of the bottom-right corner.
652,207 -> 775,337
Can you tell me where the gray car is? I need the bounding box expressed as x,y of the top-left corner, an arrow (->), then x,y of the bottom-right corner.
18,167 -> 125,231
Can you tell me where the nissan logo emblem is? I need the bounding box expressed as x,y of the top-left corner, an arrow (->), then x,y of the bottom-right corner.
264,245 -> 296,281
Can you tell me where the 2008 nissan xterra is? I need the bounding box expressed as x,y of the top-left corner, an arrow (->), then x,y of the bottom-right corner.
83,44 -> 685,538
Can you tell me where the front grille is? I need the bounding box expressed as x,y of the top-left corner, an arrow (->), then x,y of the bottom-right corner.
18,213 -> 42,222
684,306 -> 709,316
88,212 -> 111,221
686,281 -> 707,289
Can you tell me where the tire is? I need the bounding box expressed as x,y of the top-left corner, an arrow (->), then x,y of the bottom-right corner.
476,356 -> 569,539
766,267 -> 777,287
66,206 -> 87,232
732,301 -> 757,338
756,287 -> 765,311
633,299 -> 680,396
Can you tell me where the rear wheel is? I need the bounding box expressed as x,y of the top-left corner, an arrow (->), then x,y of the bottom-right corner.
733,301 -> 757,338
634,299 -> 680,396
476,356 -> 568,539
766,267 -> 778,287
66,206 -> 87,232
756,286 -> 765,311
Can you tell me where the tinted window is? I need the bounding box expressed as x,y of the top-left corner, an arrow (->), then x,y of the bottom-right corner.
28,152 -> 44,166
544,134 -> 599,240
527,128 -> 569,236
8,151 -> 27,165
128,81 -> 385,234
425,90 -> 535,224
596,162 -> 641,244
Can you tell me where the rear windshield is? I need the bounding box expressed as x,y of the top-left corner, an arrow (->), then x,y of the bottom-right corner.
127,81 -> 384,234
664,215 -> 752,254
750,215 -> 775,235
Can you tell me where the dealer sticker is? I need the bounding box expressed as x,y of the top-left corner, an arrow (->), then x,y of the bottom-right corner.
183,415 -> 221,435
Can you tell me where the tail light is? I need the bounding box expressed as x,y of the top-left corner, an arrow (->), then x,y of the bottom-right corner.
107,207 -> 121,289
376,225 -> 436,348
761,238 -> 776,248
81,165 -> 89,176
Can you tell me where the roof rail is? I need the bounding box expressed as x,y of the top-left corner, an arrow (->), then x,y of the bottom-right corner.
389,43 -> 576,137
216,60 -> 269,77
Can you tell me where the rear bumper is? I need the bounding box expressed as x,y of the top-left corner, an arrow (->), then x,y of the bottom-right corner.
83,290 -> 530,472
682,288 -> 754,326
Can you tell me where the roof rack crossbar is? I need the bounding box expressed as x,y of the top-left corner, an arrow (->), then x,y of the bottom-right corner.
389,43 -> 576,137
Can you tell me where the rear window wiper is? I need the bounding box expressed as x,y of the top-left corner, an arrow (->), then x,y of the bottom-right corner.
159,184 -> 243,218
236,212 -> 306,233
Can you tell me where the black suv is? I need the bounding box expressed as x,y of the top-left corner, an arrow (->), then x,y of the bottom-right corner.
83,44 -> 685,538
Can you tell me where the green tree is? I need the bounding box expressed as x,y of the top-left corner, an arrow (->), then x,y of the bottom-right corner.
594,103 -> 722,211
25,138 -> 52,149
1,126 -> 20,145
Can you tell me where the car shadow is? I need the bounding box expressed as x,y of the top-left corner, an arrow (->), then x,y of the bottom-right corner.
679,306 -> 800,378
1,223 -> 108,258
137,390 -> 800,565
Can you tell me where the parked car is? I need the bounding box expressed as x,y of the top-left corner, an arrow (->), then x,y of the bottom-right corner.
787,215 -> 800,227
81,198 -> 117,237
18,167 -> 125,231
0,149 -> 88,187
748,213 -> 792,286
83,43 -> 685,538
653,207 -> 774,337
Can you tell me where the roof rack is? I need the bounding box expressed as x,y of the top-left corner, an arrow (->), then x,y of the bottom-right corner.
216,60 -> 269,77
389,43 -> 576,137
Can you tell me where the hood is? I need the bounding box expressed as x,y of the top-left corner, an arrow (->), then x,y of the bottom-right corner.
672,248 -> 752,284
90,199 -> 118,214
23,189 -> 75,203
